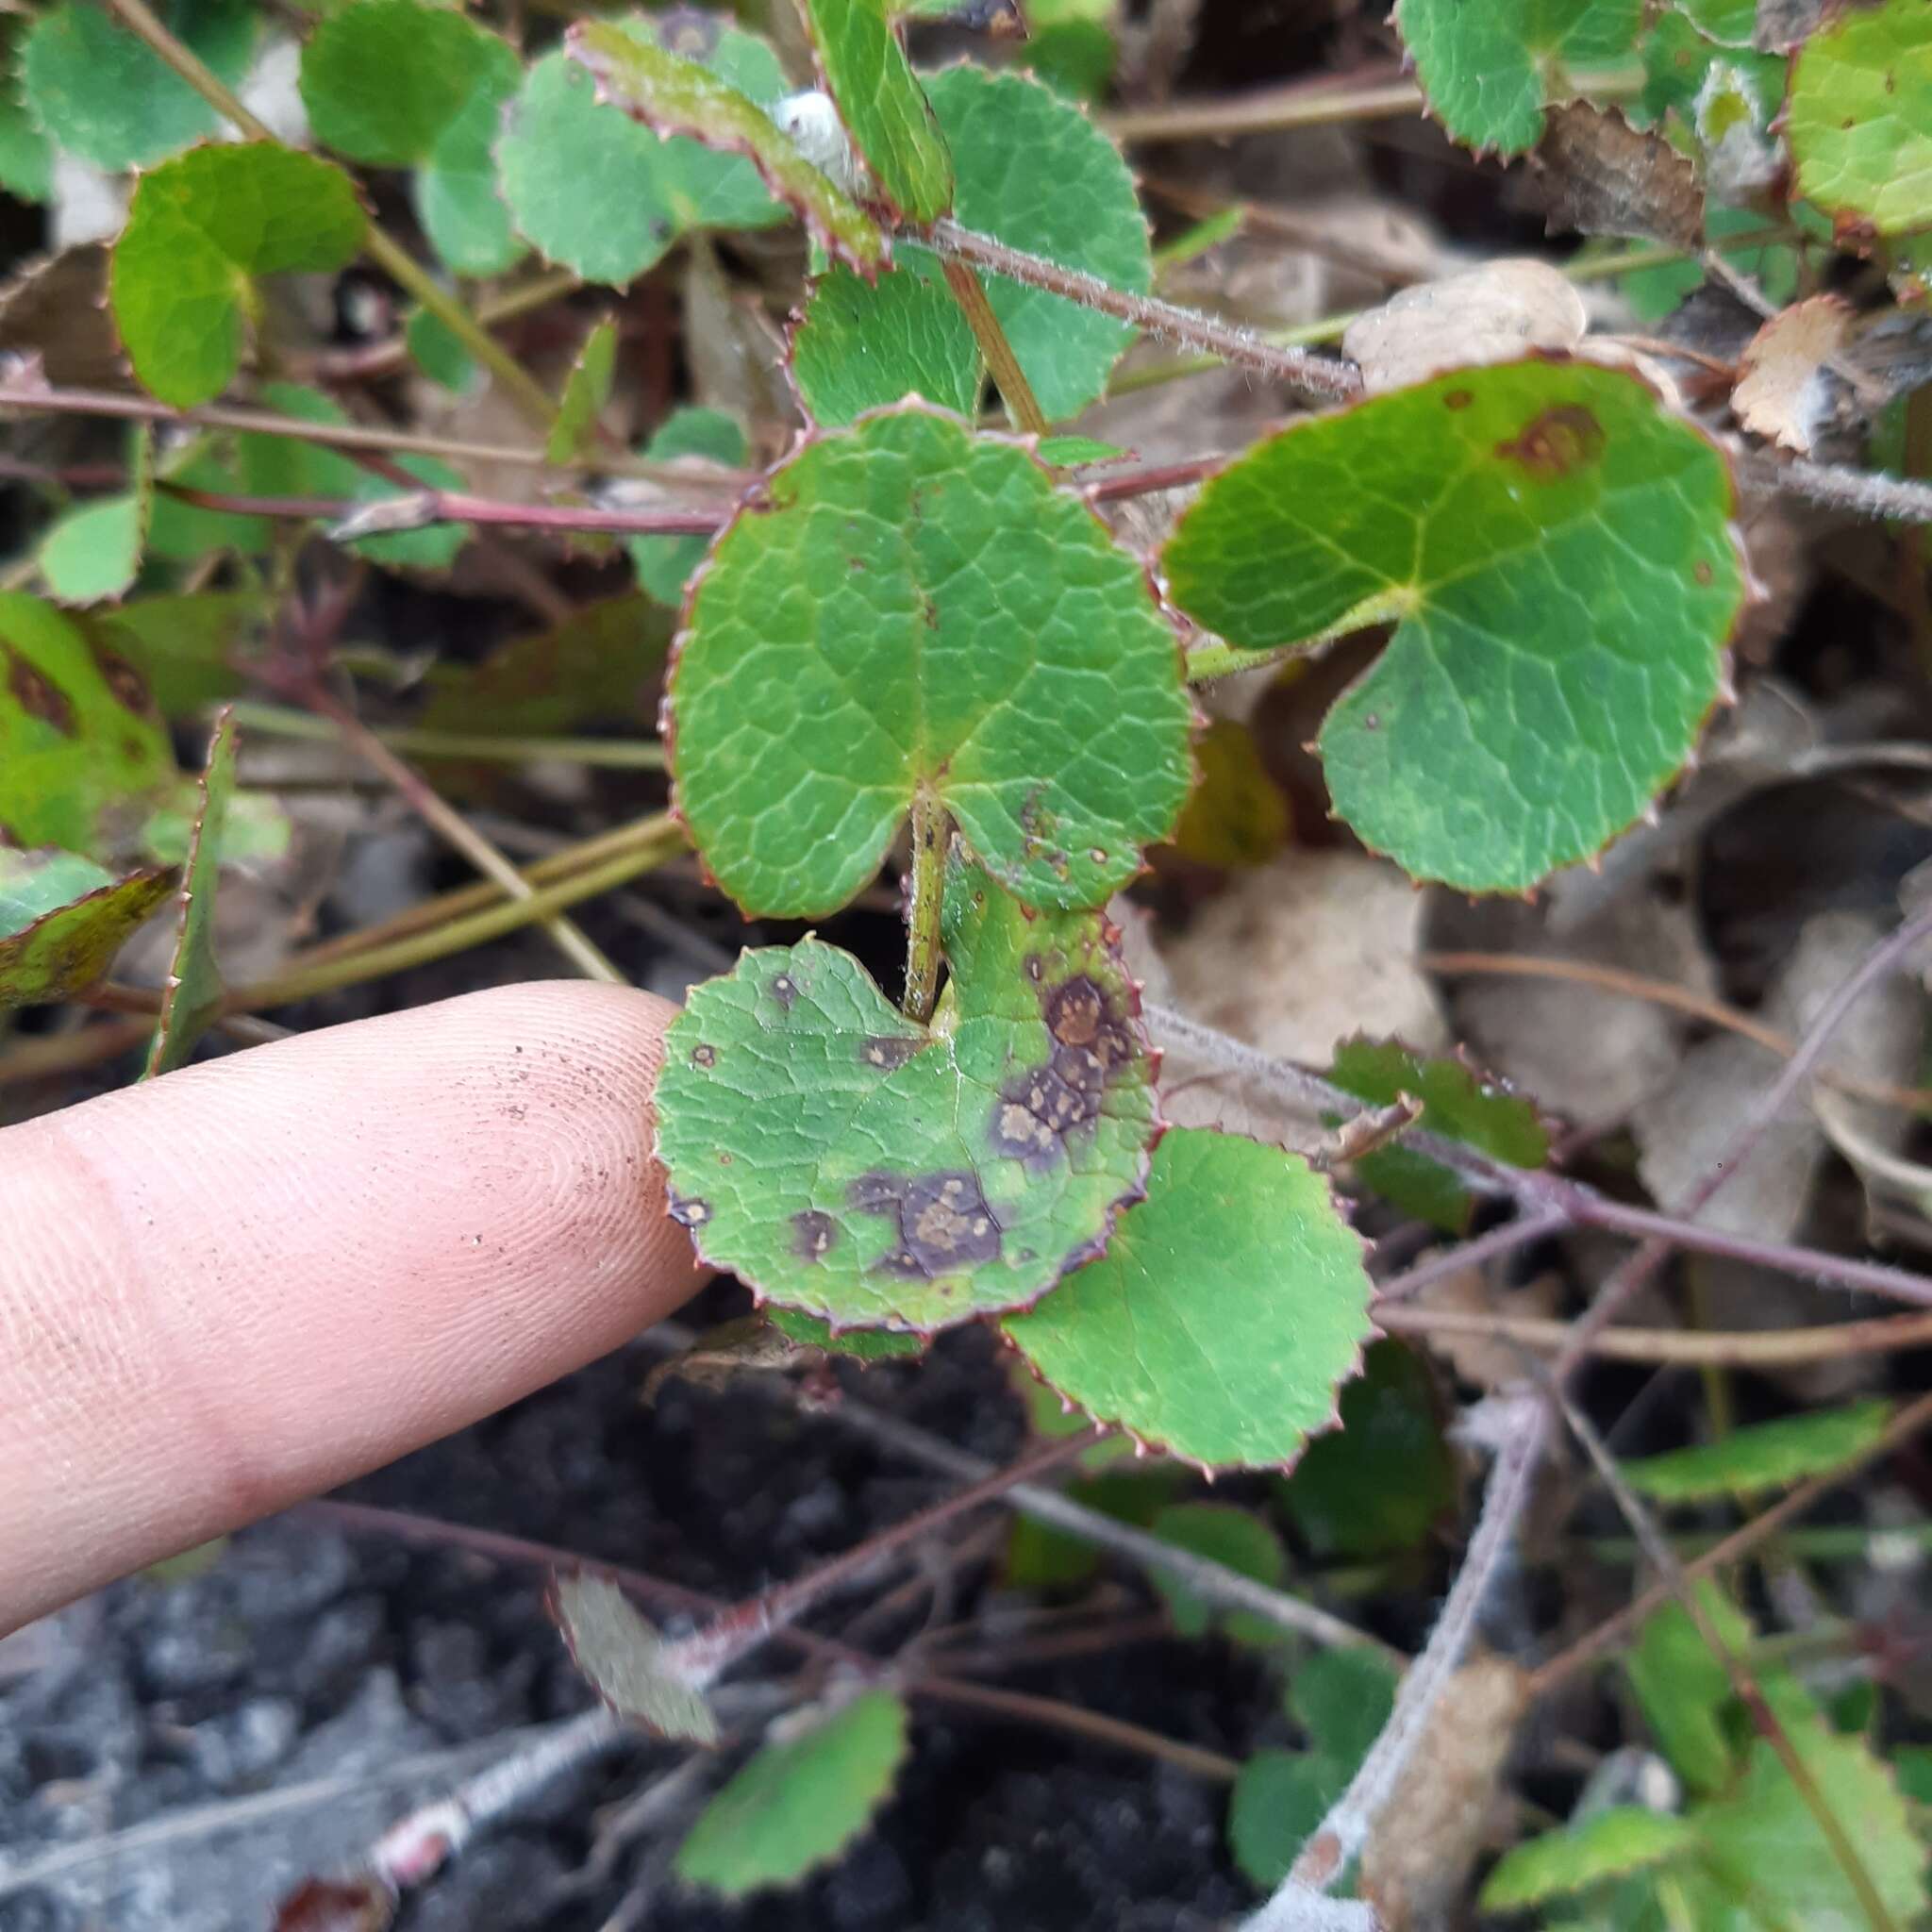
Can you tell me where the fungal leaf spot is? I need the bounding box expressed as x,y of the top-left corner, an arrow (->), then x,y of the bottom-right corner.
1494,403 -> 1606,480
1162,359 -> 1744,894
652,856 -> 1158,1333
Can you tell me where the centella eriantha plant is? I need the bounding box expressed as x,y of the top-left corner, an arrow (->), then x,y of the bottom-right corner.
569,11 -> 1745,1481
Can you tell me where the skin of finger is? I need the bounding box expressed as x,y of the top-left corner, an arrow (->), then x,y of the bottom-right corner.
0,981 -> 703,1634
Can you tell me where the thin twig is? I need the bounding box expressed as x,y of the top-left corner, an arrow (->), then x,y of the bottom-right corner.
924,221 -> 1365,403
1540,1374 -> 1899,1932
1420,950 -> 1932,1114
1377,1302 -> 1932,1367
229,700 -> 666,771
1100,67 -> 1423,143
1742,451 -> 1932,525
939,258 -> 1050,435
299,685 -> 624,984
1529,1385 -> 1932,1695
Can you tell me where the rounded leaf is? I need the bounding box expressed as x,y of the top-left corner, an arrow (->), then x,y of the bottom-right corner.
655,860 -> 1160,1332
791,65 -> 1149,426
799,0 -> 953,220
1163,359 -> 1744,892
1003,1128 -> 1374,1471
671,404 -> 1191,917
299,0 -> 509,166
21,0 -> 257,173
674,1690 -> 910,1896
552,1572 -> 719,1746
1393,0 -> 1643,157
1787,0 -> 1932,242
110,144 -> 366,409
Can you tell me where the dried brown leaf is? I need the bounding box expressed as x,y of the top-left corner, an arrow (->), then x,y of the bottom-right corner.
1532,101 -> 1704,248
1341,259 -> 1585,395
1732,294 -> 1854,455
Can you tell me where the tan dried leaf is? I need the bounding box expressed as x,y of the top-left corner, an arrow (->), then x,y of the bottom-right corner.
1732,295 -> 1854,455
1342,259 -> 1586,394
1359,1656 -> 1532,1929
1533,101 -> 1704,247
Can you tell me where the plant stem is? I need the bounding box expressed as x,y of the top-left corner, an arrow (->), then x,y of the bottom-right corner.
308,266 -> 586,383
902,794 -> 949,1024
1257,1395 -> 1549,1924
1543,1376 -> 1898,1932
939,258 -> 1051,436
1528,1385 -> 1932,1695
302,1499 -> 1236,1782
924,221 -> 1364,403
160,480 -> 727,539
1100,67 -> 1423,143
1377,1301 -> 1932,1368
0,378 -> 750,486
97,0 -> 559,435
299,684 -> 623,983
229,700 -> 666,770
236,817 -> 683,1008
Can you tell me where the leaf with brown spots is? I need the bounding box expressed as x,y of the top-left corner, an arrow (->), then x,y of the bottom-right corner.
654,855 -> 1159,1332
0,845 -> 175,1010
1163,359 -> 1745,892
1532,100 -> 1703,247
0,590 -> 176,859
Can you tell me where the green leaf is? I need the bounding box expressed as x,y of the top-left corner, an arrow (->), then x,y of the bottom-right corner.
1615,203 -> 1796,322
563,22 -> 882,276
1036,436 -> 1126,467
20,0 -> 256,173
1623,1400 -> 1893,1505
1004,1129 -> 1374,1472
799,0 -> 953,220
1290,1648 -> 1400,1769
1163,359 -> 1743,893
1147,1502 -> 1289,1643
420,593 -> 672,740
1894,1745 -> 1932,1807
547,318 -> 618,465
1008,1352 -> 1138,1470
0,591 -> 175,858
0,848 -> 175,1010
791,67 -> 1149,427
675,1689 -> 910,1896
1328,1036 -> 1547,1233
552,1572 -> 719,1746
657,858 -> 1158,1331
1692,1679 -> 1929,1932
1274,1341 -> 1457,1558
1228,1751 -> 1349,1890
671,405 -> 1191,917
1678,0 -> 1757,49
765,1307 -> 925,1359
0,50 -> 52,204
299,0 -> 507,165
110,144 -> 366,409
145,708 -> 235,1078
627,408 -> 747,606
1482,1808 -> 1701,1911
405,305 -> 479,393
39,425 -> 154,608
296,0 -> 525,277
1393,0 -> 1643,156
1787,0 -> 1932,242
1625,1583 -> 1754,1794
148,441 -> 271,563
82,592 -> 266,717
415,42 -> 526,277
1003,1466 -> 1177,1589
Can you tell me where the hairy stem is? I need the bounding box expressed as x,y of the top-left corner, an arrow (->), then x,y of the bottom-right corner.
940,258 -> 1051,436
101,0 -> 558,433
902,795 -> 950,1024
924,220 -> 1364,402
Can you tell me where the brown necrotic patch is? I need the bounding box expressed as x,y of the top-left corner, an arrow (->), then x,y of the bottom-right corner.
88,641 -> 157,718
860,1034 -> 924,1073
791,1209 -> 838,1261
1494,404 -> 1607,481
5,648 -> 75,736
668,1193 -> 712,1230
848,1169 -> 1002,1279
991,972 -> 1138,1172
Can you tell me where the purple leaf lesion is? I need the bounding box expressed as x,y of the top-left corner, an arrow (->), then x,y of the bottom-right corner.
848,1169 -> 1002,1278
991,970 -> 1141,1171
